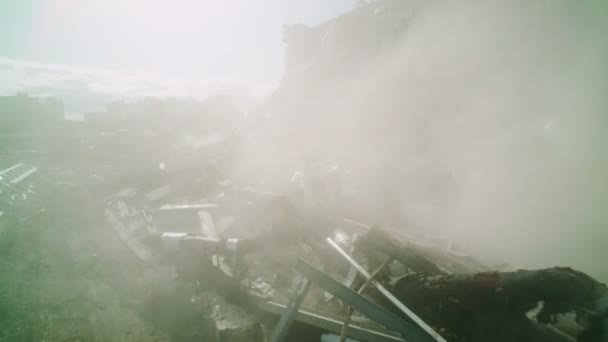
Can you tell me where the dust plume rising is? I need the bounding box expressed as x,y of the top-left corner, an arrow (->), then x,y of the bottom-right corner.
233,1 -> 608,280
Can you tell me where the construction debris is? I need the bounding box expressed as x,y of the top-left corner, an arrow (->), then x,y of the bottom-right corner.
1,2 -> 605,341
100,177 -> 607,342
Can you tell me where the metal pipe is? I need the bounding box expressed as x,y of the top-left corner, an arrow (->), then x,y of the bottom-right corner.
269,277 -> 311,342
327,238 -> 447,342
294,259 -> 433,342
340,259 -> 391,342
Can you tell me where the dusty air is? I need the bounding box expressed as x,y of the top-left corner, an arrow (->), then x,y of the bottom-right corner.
0,0 -> 607,341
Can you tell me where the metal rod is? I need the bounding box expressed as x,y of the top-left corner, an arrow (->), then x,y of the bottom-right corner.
10,167 -> 37,184
268,276 -> 311,342
294,259 -> 434,342
0,163 -> 23,176
327,237 -> 447,342
260,301 -> 404,342
340,259 -> 391,342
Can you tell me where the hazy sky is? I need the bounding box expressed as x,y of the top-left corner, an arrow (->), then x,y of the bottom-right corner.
0,0 -> 357,85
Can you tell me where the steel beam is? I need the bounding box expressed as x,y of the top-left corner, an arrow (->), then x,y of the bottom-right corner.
294,259 -> 435,342
269,277 -> 311,342
260,301 -> 404,342
0,163 -> 23,176
327,238 -> 447,342
10,167 -> 37,184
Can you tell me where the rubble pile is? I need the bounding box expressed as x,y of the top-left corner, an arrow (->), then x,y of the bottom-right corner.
94,1 -> 607,341
2,1 -> 604,341
102,177 -> 608,341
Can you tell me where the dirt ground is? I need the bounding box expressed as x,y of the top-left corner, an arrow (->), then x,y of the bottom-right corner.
0,161 -> 186,342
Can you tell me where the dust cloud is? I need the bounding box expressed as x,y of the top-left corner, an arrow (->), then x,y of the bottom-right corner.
232,0 -> 608,281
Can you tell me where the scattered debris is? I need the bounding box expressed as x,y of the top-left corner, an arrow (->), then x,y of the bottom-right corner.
100,179 -> 607,341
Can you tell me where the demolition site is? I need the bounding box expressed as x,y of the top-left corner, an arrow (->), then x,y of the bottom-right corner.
1,1 -> 607,342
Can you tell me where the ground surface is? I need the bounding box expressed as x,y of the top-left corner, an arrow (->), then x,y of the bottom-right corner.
0,148 -> 180,342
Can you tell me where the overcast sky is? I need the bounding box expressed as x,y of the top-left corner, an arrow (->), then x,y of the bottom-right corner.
0,0 -> 357,112
0,0 -> 356,85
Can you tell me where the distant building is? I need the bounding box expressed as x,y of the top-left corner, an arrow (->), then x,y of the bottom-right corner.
84,96 -> 242,135
0,93 -> 64,133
